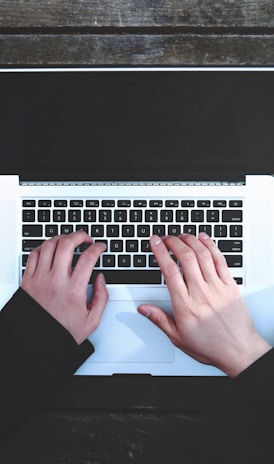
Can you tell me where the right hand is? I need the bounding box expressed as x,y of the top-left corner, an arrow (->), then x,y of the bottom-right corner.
138,233 -> 272,377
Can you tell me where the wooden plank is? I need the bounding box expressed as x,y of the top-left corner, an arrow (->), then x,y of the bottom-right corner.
0,0 -> 274,29
1,33 -> 274,66
1,409 -> 272,462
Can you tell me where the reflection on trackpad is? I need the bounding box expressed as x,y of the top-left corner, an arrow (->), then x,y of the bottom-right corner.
88,301 -> 174,363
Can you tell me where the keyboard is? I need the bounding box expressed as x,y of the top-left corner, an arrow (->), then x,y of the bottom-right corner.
21,198 -> 244,285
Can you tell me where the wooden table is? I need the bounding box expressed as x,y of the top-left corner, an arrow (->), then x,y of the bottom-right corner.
1,1 -> 274,462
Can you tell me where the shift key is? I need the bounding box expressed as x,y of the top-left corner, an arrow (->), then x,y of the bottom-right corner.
224,255 -> 242,267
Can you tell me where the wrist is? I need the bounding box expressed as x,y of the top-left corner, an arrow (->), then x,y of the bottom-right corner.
223,335 -> 272,378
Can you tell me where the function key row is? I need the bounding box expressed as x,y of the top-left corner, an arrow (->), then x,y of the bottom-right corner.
22,199 -> 243,208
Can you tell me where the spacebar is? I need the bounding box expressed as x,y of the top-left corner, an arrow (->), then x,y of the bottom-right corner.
89,270 -> 162,284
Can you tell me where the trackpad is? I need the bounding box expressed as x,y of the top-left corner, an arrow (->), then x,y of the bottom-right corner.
88,300 -> 175,363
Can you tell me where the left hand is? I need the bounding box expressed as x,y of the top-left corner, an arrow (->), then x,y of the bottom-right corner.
21,231 -> 108,345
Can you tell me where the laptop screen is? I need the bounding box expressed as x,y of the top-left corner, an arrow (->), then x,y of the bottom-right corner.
1,69 -> 274,181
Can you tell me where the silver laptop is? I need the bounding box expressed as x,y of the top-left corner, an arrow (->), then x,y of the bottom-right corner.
1,67 -> 274,376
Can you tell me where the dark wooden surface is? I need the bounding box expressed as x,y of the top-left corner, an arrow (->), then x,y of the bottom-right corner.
1,1 -> 274,462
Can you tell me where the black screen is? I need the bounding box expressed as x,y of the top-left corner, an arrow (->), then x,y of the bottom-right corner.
1,69 -> 274,180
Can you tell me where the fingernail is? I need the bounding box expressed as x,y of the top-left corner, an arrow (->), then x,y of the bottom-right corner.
199,232 -> 209,240
151,235 -> 162,246
99,273 -> 106,285
138,305 -> 151,317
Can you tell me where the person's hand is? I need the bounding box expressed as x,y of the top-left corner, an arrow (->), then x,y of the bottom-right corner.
21,231 -> 108,345
138,233 -> 272,377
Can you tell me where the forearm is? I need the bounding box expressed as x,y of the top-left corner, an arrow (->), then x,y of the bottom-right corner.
234,348 -> 274,410
0,288 -> 94,440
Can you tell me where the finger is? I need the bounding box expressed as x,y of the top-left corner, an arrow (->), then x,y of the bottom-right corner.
72,242 -> 107,289
138,303 -> 180,347
86,273 -> 109,333
22,246 -> 41,280
150,235 -> 188,308
178,233 -> 220,285
198,232 -> 234,284
52,231 -> 93,275
34,235 -> 60,273
162,235 -> 206,291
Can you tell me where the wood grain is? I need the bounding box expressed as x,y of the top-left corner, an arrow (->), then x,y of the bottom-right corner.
1,33 -> 274,66
0,0 -> 274,28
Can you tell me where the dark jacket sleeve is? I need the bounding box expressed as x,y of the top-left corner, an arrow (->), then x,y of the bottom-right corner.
234,348 -> 274,411
0,288 -> 94,440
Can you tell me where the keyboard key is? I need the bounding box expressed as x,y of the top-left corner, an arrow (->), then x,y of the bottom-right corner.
224,255 -> 243,267
230,225 -> 243,237
166,200 -> 178,207
213,200 -> 226,207
110,240 -> 123,252
86,200 -> 99,207
153,225 -> 165,236
229,200 -> 243,207
141,240 -> 151,252
122,225 -> 135,237
23,210 -> 35,222
168,225 -> 181,235
130,210 -> 142,222
76,225 -> 89,234
214,225 -> 227,237
191,210 -> 204,222
218,240 -> 243,252
149,200 -> 163,207
84,210 -> 96,222
176,210 -> 188,222
46,225 -> 58,237
199,225 -> 212,236
197,200 -> 210,207
137,225 -> 150,237
99,210 -> 112,222
103,255 -> 115,267
146,210 -> 158,222
38,200 -> 51,207
181,200 -> 194,207
38,210 -> 50,222
222,210 -> 242,222
91,225 -> 104,237
134,200 -> 147,207
61,225 -> 73,234
118,200 -> 131,207
23,225 -> 43,237
118,255 -> 131,267
68,210 -> 81,222
53,210 -> 66,222
89,270 -> 161,284
126,240 -> 138,252
160,210 -> 173,222
134,255 -> 146,267
183,225 -> 196,235
23,200 -> 36,207
22,240 -> 44,252
70,200 -> 83,207
107,225 -> 119,237
207,210 -> 219,222
102,200 -> 115,207
149,255 -> 159,267
54,200 -> 67,207
114,210 -> 127,222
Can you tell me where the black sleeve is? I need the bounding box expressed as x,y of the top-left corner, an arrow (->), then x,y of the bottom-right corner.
0,288 -> 94,440
234,348 -> 274,411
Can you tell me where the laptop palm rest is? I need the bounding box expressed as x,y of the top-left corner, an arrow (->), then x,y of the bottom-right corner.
88,300 -> 175,363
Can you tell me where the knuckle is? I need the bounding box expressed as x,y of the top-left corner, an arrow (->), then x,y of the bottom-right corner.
164,260 -> 179,279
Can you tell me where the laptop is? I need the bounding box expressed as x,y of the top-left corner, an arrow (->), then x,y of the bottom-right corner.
1,67 -> 274,376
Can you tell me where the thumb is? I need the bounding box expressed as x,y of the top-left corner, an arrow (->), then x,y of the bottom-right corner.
137,303 -> 178,343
